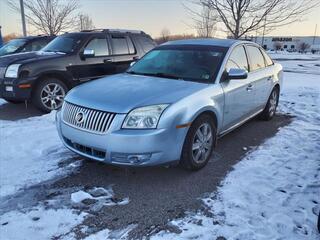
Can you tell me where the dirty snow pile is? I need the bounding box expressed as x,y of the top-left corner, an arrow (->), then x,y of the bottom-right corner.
152,62 -> 320,238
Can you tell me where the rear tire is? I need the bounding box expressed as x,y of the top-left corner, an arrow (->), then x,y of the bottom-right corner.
180,114 -> 217,171
260,87 -> 279,121
32,78 -> 68,113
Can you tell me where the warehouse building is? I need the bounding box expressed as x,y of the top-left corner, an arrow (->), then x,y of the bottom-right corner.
252,36 -> 320,53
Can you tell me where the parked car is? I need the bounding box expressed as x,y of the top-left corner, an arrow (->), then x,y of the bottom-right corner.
0,35 -> 54,57
56,38 -> 282,170
0,29 -> 156,111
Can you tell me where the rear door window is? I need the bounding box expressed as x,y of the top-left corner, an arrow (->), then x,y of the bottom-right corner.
85,37 -> 109,56
226,45 -> 249,71
110,35 -> 135,55
261,49 -> 274,66
246,45 -> 266,71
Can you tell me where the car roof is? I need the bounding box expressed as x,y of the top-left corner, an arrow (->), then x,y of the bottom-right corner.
163,38 -> 254,48
16,35 -> 54,40
62,29 -> 147,37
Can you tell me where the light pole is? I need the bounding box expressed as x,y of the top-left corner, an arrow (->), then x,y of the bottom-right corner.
19,0 -> 27,36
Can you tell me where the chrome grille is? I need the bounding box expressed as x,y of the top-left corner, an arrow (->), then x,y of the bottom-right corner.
62,101 -> 116,134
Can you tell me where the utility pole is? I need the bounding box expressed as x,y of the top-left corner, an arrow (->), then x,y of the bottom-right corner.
19,0 -> 27,36
313,24 -> 317,45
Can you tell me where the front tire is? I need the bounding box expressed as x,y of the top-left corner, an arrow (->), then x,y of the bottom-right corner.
180,114 -> 217,170
32,78 -> 68,113
260,87 -> 279,121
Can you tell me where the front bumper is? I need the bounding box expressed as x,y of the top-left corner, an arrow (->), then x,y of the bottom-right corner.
0,77 -> 36,101
56,111 -> 188,166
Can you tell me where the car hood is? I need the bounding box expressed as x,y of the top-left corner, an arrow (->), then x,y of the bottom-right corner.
65,73 -> 209,113
0,51 -> 66,67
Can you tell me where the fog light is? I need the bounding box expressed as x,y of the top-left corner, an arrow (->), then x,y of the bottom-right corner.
5,86 -> 13,92
128,154 -> 152,163
111,152 -> 152,163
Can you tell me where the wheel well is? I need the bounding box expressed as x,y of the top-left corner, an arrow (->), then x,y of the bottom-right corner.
32,73 -> 72,95
195,110 -> 218,128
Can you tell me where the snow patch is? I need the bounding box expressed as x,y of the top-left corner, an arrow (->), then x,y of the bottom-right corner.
0,206 -> 86,240
0,112 -> 80,197
71,190 -> 93,204
84,224 -> 137,240
0,98 -> 7,106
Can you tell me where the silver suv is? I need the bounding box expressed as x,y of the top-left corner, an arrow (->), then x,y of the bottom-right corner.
56,39 -> 282,170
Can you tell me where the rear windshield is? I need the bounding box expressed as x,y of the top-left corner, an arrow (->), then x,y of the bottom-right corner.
127,45 -> 227,83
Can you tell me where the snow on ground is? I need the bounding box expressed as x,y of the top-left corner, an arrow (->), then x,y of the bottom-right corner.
0,112 -> 80,197
0,98 -> 6,106
151,64 -> 320,239
0,206 -> 87,240
268,51 -> 320,60
83,224 -> 137,240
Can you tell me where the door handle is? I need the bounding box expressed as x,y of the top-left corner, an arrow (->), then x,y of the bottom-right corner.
267,76 -> 272,81
132,56 -> 139,61
104,59 -> 112,63
246,84 -> 253,91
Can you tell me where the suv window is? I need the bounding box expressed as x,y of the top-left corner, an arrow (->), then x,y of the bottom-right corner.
226,45 -> 248,71
247,45 -> 266,71
22,39 -> 49,52
111,35 -> 134,55
85,38 -> 109,56
261,49 -> 273,66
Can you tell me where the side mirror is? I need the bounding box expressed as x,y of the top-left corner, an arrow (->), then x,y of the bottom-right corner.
226,68 -> 248,80
82,49 -> 95,58
130,61 -> 136,67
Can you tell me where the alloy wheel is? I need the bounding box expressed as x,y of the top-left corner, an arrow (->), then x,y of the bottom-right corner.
269,90 -> 278,117
192,123 -> 213,164
40,83 -> 65,110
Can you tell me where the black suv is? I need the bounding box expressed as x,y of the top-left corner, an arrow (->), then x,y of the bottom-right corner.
0,35 -> 54,57
0,29 -> 156,112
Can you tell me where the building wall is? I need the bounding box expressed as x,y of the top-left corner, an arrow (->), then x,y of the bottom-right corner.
252,36 -> 320,52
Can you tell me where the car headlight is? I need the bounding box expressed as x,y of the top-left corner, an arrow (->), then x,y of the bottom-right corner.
122,104 -> 169,129
5,64 -> 21,78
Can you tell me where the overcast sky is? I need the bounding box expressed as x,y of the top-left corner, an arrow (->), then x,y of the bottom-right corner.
0,0 -> 320,38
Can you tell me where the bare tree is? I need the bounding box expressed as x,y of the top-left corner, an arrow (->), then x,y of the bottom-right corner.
8,0 -> 79,35
298,42 -> 310,53
186,4 -> 218,38
199,0 -> 319,39
78,13 -> 94,31
160,28 -> 171,43
273,41 -> 283,52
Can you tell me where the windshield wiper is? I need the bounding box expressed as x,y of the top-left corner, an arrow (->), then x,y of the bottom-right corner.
43,50 -> 66,54
127,71 -> 182,80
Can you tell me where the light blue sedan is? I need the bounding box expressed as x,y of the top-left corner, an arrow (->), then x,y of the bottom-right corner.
56,39 -> 282,170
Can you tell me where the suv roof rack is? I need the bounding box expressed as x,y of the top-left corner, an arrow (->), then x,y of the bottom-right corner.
80,29 -> 146,34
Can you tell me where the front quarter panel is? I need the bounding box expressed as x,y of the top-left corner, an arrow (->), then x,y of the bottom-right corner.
158,84 -> 224,133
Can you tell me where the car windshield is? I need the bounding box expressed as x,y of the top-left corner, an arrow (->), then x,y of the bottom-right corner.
0,39 -> 27,56
41,36 -> 81,53
127,47 -> 226,83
